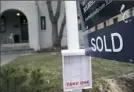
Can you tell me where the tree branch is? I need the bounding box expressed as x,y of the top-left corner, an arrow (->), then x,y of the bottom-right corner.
46,0 -> 55,22
59,14 -> 66,43
55,0 -> 61,21
35,1 -> 41,29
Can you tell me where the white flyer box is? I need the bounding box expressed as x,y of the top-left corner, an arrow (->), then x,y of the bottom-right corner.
61,49 -> 92,91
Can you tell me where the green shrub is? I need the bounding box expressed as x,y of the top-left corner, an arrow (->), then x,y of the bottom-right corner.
0,66 -> 48,92
28,69 -> 44,92
0,67 -> 29,92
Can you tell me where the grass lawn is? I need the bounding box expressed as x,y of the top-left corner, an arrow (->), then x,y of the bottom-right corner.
2,52 -> 134,92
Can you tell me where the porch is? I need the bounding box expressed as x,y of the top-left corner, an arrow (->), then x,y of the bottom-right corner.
0,9 -> 29,44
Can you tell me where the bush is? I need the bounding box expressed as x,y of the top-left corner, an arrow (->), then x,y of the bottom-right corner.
0,67 -> 29,92
0,66 -> 46,92
28,69 -> 44,92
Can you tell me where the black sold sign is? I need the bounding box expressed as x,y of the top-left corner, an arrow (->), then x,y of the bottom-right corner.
90,33 -> 123,53
85,17 -> 134,63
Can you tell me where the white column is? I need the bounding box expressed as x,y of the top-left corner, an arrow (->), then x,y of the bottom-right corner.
65,1 -> 82,92
65,1 -> 80,50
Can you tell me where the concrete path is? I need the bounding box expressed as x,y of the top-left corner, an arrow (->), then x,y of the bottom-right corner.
0,52 -> 34,66
1,54 -> 20,66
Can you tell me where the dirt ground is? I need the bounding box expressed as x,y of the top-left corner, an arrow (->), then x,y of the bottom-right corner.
97,71 -> 134,92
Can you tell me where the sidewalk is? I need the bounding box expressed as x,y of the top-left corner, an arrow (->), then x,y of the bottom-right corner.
1,52 -> 34,66
1,54 -> 20,66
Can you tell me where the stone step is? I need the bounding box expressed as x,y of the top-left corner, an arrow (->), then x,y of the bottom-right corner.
0,43 -> 34,55
1,47 -> 31,51
1,48 -> 34,55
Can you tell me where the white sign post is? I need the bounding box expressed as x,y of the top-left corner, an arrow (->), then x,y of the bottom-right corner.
62,50 -> 92,91
62,1 -> 92,92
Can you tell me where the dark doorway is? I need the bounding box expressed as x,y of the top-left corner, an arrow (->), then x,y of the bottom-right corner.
14,34 -> 20,43
0,9 -> 29,44
20,15 -> 28,43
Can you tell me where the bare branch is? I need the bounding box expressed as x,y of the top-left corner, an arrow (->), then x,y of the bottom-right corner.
46,0 -> 55,22
35,0 -> 42,32
59,14 -> 66,43
55,0 -> 61,21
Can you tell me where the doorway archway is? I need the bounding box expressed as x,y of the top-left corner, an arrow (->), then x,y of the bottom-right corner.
0,9 -> 29,44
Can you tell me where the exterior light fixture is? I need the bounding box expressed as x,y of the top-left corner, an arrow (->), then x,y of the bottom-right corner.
16,13 -> 20,16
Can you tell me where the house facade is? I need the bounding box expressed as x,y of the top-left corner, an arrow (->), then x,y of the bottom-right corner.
0,1 -> 70,51
1,1 -> 132,51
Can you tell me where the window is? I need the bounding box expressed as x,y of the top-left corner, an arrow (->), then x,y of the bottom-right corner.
0,16 -> 6,33
77,16 -> 82,30
41,16 -> 46,30
95,25 -> 97,31
104,21 -> 106,27
130,8 -> 133,17
78,23 -> 82,30
113,17 -> 118,24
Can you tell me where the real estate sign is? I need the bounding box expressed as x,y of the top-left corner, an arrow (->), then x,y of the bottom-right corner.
79,0 -> 134,29
79,0 -> 134,63
85,17 -> 134,63
62,50 -> 92,91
